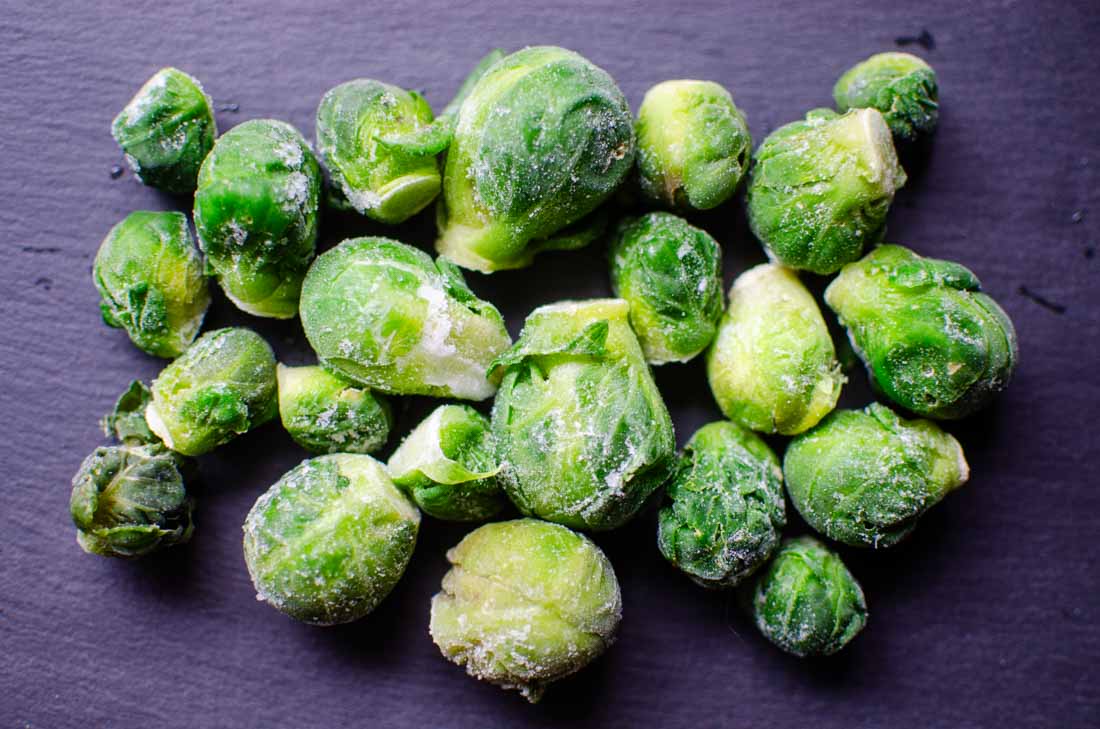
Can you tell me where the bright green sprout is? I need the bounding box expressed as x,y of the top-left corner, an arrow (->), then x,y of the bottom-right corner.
101,380 -> 159,445
834,52 -> 938,143
276,364 -> 392,455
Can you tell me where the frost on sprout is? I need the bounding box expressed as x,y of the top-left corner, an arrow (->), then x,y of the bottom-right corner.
276,365 -> 391,455
834,52 -> 939,142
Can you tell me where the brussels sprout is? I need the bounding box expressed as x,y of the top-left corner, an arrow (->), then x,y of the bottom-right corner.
825,244 -> 1019,419
70,443 -> 194,558
834,52 -> 938,143
635,80 -> 752,211
101,380 -> 159,445
490,299 -> 675,531
111,67 -> 216,193
388,404 -> 504,522
783,403 -> 969,548
745,108 -> 906,274
658,421 -> 785,588
194,119 -> 322,318
300,237 -> 511,400
706,264 -> 844,435
243,454 -> 419,625
430,519 -> 621,702
609,212 -> 724,365
276,364 -> 392,455
749,536 -> 867,657
436,46 -> 635,272
145,327 -> 277,456
93,211 -> 210,358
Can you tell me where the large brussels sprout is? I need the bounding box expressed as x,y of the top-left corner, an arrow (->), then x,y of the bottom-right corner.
243,454 -> 420,625
111,67 -> 216,193
436,46 -> 635,272
784,403 -> 969,548
745,108 -> 906,274
609,212 -> 724,365
635,80 -> 752,211
276,364 -> 392,455
194,119 -> 322,318
490,299 -> 675,531
145,327 -> 277,456
299,237 -> 511,400
430,519 -> 621,702
93,211 -> 210,358
706,264 -> 844,435
387,404 -> 505,522
657,421 -> 785,588
825,244 -> 1018,419
834,52 -> 938,143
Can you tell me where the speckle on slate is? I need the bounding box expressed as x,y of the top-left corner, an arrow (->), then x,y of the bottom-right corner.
217,102 -> 240,113
109,165 -> 124,179
895,29 -> 936,51
1085,246 -> 1095,260
34,277 -> 52,291
1018,285 -> 1067,314
1070,210 -> 1084,224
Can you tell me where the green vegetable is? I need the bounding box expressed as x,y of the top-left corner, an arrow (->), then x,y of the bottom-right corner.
784,403 -> 969,548
387,404 -> 505,521
609,212 -> 724,364
825,244 -> 1019,419
145,327 -> 277,456
111,67 -> 216,193
276,364 -> 392,455
745,108 -> 906,274
93,211 -> 210,358
834,52 -> 938,143
749,536 -> 867,657
658,421 -> 785,588
635,79 -> 752,211
101,380 -> 159,445
430,519 -> 621,702
194,119 -> 322,318
706,264 -> 844,435
490,299 -> 675,531
436,46 -> 635,272
299,237 -> 511,400
243,454 -> 420,625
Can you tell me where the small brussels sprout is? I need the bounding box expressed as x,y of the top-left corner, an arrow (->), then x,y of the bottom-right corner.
430,519 -> 621,702
388,404 -> 504,522
70,443 -> 194,558
745,108 -> 906,274
783,403 -> 969,548
609,212 -> 724,365
101,380 -> 159,445
706,264 -> 844,435
194,119 -> 322,318
825,244 -> 1019,419
276,364 -> 392,455
635,80 -> 752,211
436,46 -> 635,272
243,454 -> 419,625
93,211 -> 210,358
111,67 -> 216,193
749,536 -> 867,657
490,299 -> 675,531
834,52 -> 938,143
145,327 -> 277,456
300,237 -> 511,400
658,421 -> 785,588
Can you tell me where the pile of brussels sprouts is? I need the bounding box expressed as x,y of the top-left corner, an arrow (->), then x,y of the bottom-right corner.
75,47 -> 1017,701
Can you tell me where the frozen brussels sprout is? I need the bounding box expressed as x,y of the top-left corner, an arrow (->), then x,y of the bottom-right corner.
93,211 -> 210,358
194,119 -> 322,318
745,108 -> 906,274
825,245 -> 1019,419
784,403 -> 969,548
749,536 -> 867,657
243,454 -> 419,625
111,67 -> 217,193
300,237 -> 511,400
490,299 -> 675,531
101,380 -> 159,445
834,52 -> 938,143
609,212 -> 724,364
635,80 -> 752,211
387,404 -> 505,521
706,264 -> 844,436
436,46 -> 635,272
430,519 -> 621,702
276,364 -> 392,455
145,327 -> 277,456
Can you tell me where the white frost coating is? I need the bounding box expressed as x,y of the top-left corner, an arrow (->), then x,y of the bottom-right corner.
122,69 -> 170,127
416,284 -> 457,357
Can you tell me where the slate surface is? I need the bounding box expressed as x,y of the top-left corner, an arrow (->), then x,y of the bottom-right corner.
2,1 -> 1098,727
